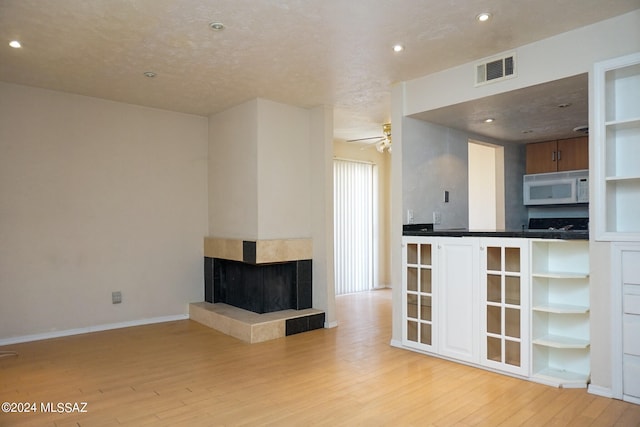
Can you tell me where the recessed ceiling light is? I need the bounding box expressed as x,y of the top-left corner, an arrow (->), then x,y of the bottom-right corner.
9,40 -> 21,48
476,12 -> 492,22
143,71 -> 156,78
209,22 -> 225,31
484,118 -> 495,123
573,125 -> 589,134
393,44 -> 404,53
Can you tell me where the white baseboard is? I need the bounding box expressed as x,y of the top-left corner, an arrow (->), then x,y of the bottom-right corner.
624,395 -> 640,405
588,384 -> 614,399
324,320 -> 339,328
0,314 -> 189,346
390,339 -> 403,348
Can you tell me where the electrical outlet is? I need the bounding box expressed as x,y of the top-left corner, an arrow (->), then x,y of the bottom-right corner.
112,291 -> 122,304
433,211 -> 442,225
407,209 -> 414,224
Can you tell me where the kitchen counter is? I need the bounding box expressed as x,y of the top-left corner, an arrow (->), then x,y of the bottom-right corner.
402,224 -> 588,240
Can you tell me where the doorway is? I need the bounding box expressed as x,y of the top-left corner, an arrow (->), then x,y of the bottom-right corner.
468,140 -> 505,230
333,159 -> 377,295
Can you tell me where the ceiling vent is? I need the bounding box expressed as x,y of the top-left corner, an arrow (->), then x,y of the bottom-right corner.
475,52 -> 516,86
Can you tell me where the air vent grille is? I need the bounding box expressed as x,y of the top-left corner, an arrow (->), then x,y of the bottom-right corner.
475,53 -> 516,85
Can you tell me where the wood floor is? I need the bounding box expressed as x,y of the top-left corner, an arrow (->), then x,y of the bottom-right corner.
1,289 -> 639,426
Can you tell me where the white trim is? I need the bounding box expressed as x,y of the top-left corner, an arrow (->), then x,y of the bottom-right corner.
332,156 -> 375,165
324,320 -> 339,328
588,384 -> 614,399
389,339 -> 404,348
624,395 -> 640,405
611,243 -> 624,400
0,314 -> 189,346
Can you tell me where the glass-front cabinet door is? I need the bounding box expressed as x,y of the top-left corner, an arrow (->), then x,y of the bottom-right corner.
480,238 -> 530,376
402,237 -> 436,352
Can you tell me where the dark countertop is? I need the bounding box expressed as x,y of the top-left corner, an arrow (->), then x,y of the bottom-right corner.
402,224 -> 588,240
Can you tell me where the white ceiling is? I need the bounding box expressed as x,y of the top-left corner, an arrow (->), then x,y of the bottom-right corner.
1,1 -> 638,142
412,73 -> 589,144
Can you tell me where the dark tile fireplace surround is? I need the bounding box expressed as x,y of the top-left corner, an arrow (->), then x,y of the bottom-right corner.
203,239 -> 324,336
204,257 -> 312,314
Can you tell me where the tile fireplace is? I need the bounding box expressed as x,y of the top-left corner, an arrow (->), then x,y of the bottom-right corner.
191,237 -> 324,343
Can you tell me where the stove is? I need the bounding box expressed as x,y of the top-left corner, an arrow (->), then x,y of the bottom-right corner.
528,217 -> 589,231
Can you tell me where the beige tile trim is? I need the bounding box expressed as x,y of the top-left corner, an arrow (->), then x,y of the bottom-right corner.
203,238 -> 243,261
190,302 -> 322,343
255,239 -> 312,263
204,237 -> 312,263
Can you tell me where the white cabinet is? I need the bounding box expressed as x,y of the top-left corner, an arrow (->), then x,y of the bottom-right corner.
402,236 -> 589,384
402,236 -> 527,376
402,237 -> 480,361
612,243 -> 640,405
438,237 -> 479,364
530,240 -> 590,388
593,52 -> 640,240
480,238 -> 529,376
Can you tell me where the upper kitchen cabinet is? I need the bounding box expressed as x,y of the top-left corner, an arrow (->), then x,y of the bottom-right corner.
525,137 -> 589,174
593,52 -> 640,241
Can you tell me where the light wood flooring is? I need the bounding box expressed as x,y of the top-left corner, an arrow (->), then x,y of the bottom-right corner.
1,289 -> 639,426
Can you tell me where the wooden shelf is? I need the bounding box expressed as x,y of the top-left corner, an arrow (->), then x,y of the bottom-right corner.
533,335 -> 590,349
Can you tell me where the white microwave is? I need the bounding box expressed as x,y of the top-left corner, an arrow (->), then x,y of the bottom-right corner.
523,170 -> 589,206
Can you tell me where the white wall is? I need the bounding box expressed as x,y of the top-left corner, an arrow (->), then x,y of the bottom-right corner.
208,100 -> 258,239
257,99 -> 311,240
208,98 -> 312,240
403,11 -> 640,117
391,9 -> 640,393
0,82 -> 209,342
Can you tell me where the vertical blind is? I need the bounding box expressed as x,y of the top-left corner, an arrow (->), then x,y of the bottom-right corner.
333,159 -> 374,295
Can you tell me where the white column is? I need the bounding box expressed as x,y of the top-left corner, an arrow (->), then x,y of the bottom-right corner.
310,105 -> 337,327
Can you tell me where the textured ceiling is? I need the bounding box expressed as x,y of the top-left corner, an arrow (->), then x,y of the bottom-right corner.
0,0 -> 638,142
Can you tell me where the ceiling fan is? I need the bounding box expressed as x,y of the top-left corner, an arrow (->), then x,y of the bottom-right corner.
347,123 -> 392,152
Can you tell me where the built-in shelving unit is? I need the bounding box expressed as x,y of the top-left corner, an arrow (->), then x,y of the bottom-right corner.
594,52 -> 640,240
531,240 -> 590,388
